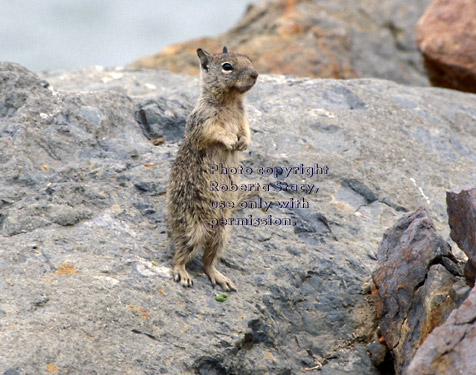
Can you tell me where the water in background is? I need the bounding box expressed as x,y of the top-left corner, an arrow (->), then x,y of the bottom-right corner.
0,0 -> 251,72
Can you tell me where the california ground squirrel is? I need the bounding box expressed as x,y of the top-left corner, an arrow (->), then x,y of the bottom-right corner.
166,47 -> 258,291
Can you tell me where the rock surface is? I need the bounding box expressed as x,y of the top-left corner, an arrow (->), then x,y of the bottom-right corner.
372,207 -> 467,375
405,285 -> 476,375
131,0 -> 431,86
1,62 -> 476,374
447,186 -> 476,285
416,0 -> 476,93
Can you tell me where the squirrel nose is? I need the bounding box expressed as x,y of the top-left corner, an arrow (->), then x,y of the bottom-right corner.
250,70 -> 258,80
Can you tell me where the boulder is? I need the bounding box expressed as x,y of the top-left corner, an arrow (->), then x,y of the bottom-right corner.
416,0 -> 476,93
405,285 -> 476,375
446,186 -> 476,285
372,207 -> 466,375
131,0 -> 431,86
1,61 -> 476,374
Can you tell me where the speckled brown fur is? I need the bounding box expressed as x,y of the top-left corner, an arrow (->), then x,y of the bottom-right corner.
166,47 -> 258,290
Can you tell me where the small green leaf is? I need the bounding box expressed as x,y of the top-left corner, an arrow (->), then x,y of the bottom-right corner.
151,261 -> 157,266
215,293 -> 228,302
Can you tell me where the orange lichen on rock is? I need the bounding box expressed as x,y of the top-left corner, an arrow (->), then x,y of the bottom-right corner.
55,263 -> 78,275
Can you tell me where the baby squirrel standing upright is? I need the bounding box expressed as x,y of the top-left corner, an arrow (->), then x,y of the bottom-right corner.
166,47 -> 258,291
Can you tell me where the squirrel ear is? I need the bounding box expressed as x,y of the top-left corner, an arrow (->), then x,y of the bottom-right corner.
222,46 -> 228,54
197,48 -> 211,72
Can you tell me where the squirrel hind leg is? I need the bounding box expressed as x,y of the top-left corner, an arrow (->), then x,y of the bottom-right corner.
203,226 -> 236,291
171,223 -> 208,288
172,235 -> 202,287
172,244 -> 195,287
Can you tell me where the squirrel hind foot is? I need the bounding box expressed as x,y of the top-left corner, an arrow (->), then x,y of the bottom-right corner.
172,265 -> 194,288
205,266 -> 236,292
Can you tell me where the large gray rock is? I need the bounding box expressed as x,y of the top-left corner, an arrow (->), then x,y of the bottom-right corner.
1,61 -> 476,374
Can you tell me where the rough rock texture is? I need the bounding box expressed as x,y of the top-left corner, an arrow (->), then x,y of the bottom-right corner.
131,0 -> 431,86
416,0 -> 476,93
446,186 -> 476,285
372,207 -> 467,375
405,285 -> 476,375
1,61 -> 476,374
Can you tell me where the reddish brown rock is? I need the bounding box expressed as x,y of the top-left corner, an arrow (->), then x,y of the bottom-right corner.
131,0 -> 430,85
464,261 -> 476,287
372,207 -> 465,375
416,0 -> 476,93
446,186 -> 476,261
405,285 -> 476,375
446,186 -> 476,285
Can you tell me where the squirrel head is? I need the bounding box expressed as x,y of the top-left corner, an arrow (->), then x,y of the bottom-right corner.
196,47 -> 258,99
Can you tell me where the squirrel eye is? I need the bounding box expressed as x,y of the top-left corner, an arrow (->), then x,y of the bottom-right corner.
222,63 -> 233,72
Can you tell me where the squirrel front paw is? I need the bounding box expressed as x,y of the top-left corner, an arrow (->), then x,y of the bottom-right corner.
234,135 -> 249,151
222,134 -> 238,150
